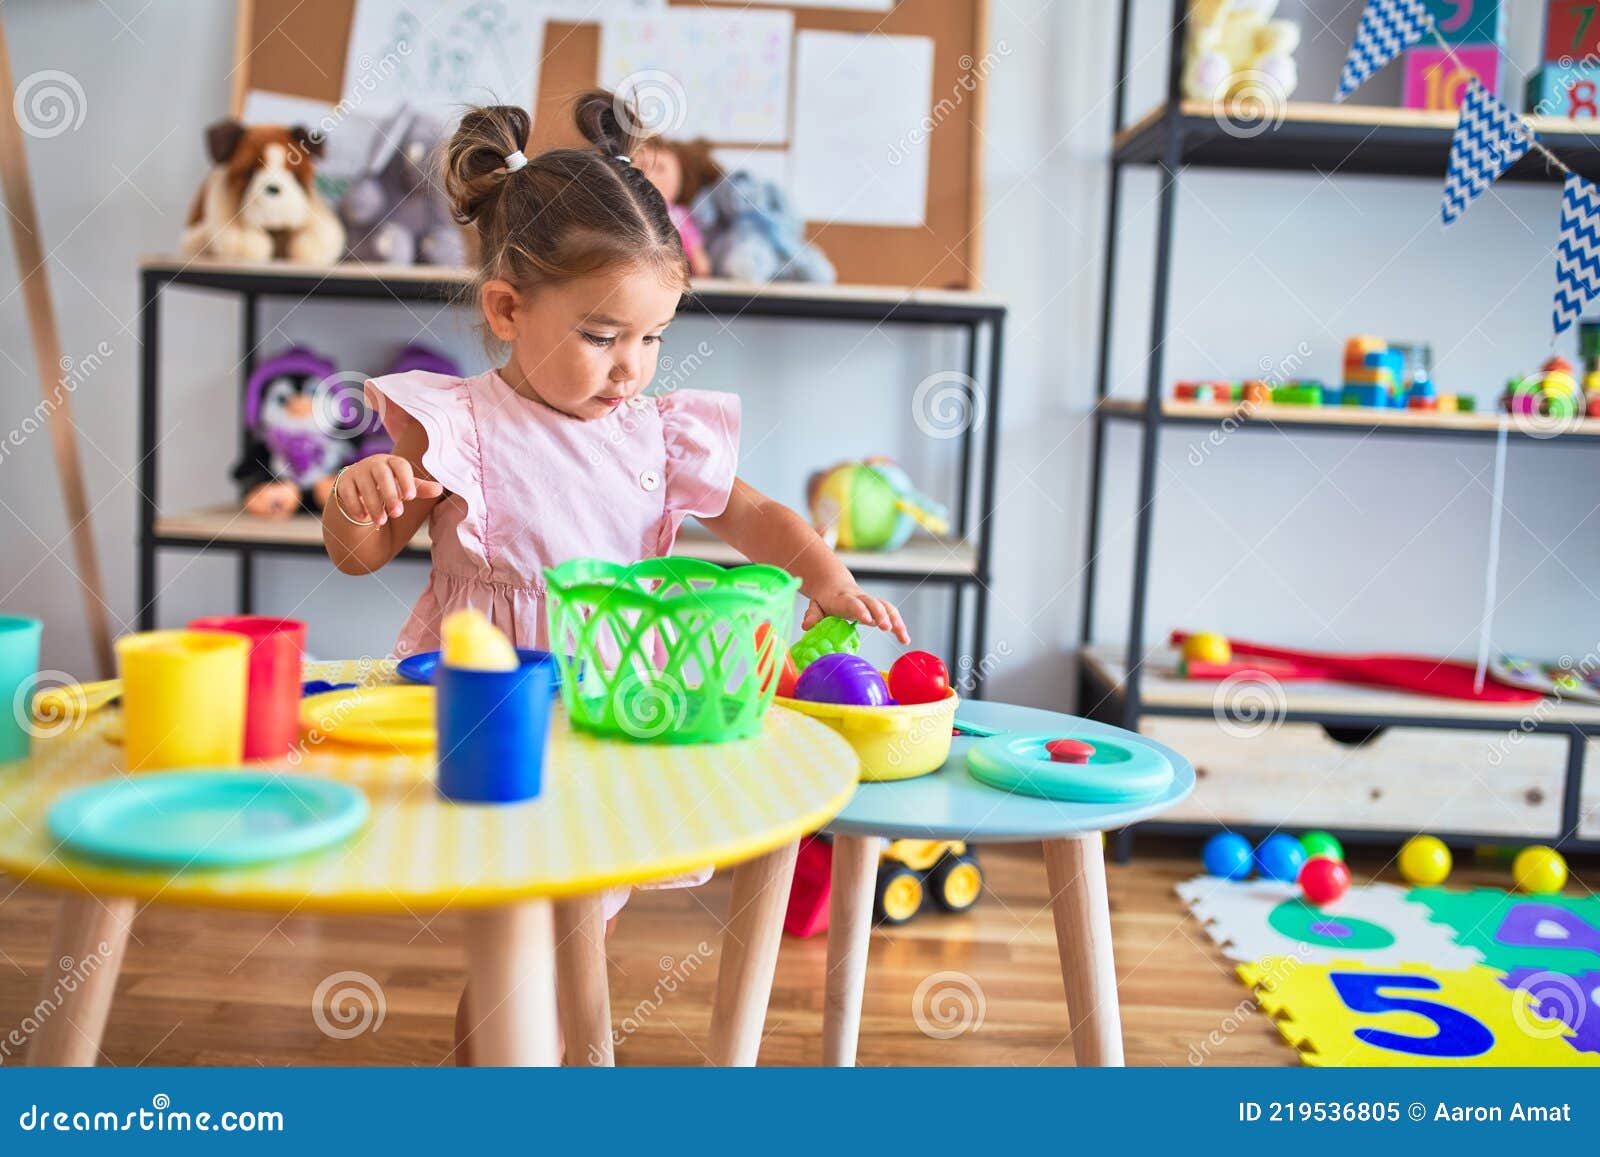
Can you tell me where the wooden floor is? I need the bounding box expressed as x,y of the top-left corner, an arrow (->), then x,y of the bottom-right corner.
0,843 -> 1587,1067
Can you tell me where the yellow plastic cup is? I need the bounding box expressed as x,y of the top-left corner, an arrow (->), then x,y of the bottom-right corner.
115,630 -> 249,771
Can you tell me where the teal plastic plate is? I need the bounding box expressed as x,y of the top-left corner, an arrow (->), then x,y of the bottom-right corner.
967,732 -> 1174,804
47,771 -> 369,869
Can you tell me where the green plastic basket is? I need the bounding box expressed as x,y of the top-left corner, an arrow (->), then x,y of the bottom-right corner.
544,558 -> 801,744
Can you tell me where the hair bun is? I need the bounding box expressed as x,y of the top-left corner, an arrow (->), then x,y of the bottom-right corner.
443,104 -> 533,227
573,88 -> 646,166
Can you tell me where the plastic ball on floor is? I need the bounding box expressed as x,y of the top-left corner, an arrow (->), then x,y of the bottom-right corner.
1299,830 -> 1343,862
1203,832 -> 1254,880
1512,845 -> 1567,894
1298,855 -> 1350,905
1399,834 -> 1452,886
1182,631 -> 1232,664
1254,833 -> 1307,882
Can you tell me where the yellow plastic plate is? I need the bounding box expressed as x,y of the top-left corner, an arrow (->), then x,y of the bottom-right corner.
299,685 -> 436,751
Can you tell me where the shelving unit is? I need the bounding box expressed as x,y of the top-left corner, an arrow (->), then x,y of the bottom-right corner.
1079,3 -> 1600,855
138,257 -> 1006,689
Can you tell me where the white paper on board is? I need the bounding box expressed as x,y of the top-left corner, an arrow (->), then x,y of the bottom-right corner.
791,30 -> 933,227
341,0 -> 547,126
599,8 -> 793,144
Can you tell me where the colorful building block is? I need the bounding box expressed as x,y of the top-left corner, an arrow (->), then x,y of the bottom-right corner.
1526,63 -> 1600,118
1343,384 -> 1391,408
1545,0 -> 1600,64
1423,0 -> 1504,46
1404,45 -> 1502,111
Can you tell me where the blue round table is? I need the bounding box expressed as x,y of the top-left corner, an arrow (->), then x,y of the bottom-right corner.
819,700 -> 1194,1067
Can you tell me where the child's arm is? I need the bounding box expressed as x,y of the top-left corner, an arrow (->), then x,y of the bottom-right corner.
322,423 -> 444,575
700,478 -> 910,643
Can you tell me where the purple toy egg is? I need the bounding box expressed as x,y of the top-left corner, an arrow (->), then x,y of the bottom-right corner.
793,653 -> 890,706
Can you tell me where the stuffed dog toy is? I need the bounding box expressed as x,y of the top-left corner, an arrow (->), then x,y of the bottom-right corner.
181,119 -> 345,264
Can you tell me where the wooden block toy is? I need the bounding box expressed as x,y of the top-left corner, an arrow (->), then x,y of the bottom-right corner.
1590,395 -> 1600,417
1404,45 -> 1501,111
1422,0 -> 1504,46
1546,0 -> 1600,65
1342,384 -> 1391,408
1408,395 -> 1439,409
1241,380 -> 1270,404
1457,395 -> 1477,412
1525,64 -> 1600,119
1437,394 -> 1460,412
1273,384 -> 1322,405
1174,381 -> 1202,399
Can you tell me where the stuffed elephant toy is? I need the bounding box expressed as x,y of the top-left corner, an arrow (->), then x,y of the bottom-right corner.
340,106 -> 466,266
689,172 -> 834,284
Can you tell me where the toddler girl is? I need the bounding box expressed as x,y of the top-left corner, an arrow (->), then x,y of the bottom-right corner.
320,91 -> 908,1060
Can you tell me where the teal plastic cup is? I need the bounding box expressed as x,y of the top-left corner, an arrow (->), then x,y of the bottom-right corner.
0,616 -> 43,762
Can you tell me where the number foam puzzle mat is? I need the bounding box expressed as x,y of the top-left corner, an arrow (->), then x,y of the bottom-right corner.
1179,876 -> 1600,1066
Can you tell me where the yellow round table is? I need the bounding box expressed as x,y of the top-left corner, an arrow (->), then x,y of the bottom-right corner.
2,660 -> 860,1067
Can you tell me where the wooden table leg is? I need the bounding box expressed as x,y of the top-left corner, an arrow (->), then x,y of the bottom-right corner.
461,899 -> 559,1066
821,834 -> 879,1066
1042,835 -> 1125,1066
27,892 -> 136,1067
554,893 -> 612,1066
707,839 -> 799,1066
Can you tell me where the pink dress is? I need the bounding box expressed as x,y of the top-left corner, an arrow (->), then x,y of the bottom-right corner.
363,367 -> 741,917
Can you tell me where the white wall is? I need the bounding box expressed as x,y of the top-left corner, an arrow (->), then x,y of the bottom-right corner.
0,2 -> 1593,709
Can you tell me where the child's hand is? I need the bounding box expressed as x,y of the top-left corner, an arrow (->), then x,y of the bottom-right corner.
802,585 -> 909,644
335,454 -> 444,526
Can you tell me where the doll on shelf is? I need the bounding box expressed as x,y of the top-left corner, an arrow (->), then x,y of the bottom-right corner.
637,138 -> 722,278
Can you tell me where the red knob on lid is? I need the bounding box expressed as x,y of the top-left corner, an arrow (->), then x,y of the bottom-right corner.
1046,738 -> 1095,764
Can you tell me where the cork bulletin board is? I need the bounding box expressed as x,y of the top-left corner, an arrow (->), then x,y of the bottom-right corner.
231,0 -> 988,289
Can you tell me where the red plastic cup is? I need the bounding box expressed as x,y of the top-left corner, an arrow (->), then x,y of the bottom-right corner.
187,616 -> 307,760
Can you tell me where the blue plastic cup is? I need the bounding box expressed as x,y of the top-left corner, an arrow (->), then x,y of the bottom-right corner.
0,616 -> 43,763
435,654 -> 556,803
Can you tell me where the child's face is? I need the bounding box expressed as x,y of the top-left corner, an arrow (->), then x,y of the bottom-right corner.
486,265 -> 681,421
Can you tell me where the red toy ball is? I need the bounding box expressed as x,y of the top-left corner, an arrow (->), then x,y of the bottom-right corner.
888,651 -> 950,705
1298,855 -> 1350,905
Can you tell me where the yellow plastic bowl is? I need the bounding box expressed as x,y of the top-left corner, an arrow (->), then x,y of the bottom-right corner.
775,678 -> 958,782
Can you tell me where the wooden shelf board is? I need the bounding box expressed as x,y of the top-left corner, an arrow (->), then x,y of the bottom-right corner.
138,255 -> 1007,311
1081,644 -> 1600,727
153,506 -> 979,578
1114,100 -> 1600,182
1099,397 -> 1600,439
